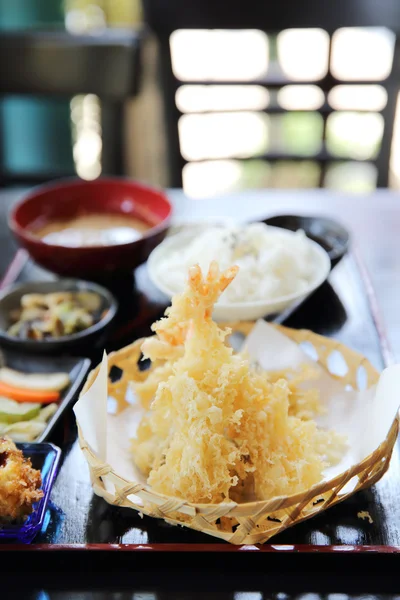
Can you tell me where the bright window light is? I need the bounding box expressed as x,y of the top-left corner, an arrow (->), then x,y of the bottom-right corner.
65,4 -> 106,33
70,94 -> 102,180
277,28 -> 329,81
327,112 -> 384,160
278,85 -> 325,110
176,85 -> 269,112
325,162 -> 377,192
328,85 -> 387,111
179,112 -> 269,161
331,27 -> 395,81
390,92 -> 400,187
183,160 -> 243,198
170,29 -> 269,81
183,159 -> 319,198
234,594 -> 263,600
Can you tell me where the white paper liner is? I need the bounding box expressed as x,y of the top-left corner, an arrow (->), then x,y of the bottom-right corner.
74,320 -> 400,501
74,350 -> 108,461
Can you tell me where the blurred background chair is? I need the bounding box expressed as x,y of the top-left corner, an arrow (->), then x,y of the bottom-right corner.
143,0 -> 400,196
0,0 -> 142,187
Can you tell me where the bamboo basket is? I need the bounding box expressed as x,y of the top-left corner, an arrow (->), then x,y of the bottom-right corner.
77,322 -> 398,545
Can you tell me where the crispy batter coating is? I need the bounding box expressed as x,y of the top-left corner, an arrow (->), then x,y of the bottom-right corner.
136,263 -> 238,408
131,262 -> 345,503
0,436 -> 43,520
267,364 -> 324,420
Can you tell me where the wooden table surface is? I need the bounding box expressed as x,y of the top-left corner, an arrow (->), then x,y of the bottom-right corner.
1,187 -> 398,357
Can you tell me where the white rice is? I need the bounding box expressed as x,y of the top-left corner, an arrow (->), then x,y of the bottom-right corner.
154,223 -> 321,304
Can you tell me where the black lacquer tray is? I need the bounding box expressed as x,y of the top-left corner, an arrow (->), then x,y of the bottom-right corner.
1,248 -> 400,591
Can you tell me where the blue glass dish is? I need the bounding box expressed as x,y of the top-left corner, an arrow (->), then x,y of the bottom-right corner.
0,442 -> 61,543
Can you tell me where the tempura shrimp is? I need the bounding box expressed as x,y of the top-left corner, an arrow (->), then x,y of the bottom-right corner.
141,261 -> 238,363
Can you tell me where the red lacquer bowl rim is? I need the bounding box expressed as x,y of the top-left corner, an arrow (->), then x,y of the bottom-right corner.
9,176 -> 173,251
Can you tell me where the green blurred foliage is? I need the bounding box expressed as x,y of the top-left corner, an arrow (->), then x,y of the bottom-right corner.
225,159 -> 320,191
64,0 -> 142,26
327,112 -> 383,161
280,112 -> 323,156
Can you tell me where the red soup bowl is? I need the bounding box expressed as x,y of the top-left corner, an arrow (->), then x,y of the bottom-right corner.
9,177 -> 172,279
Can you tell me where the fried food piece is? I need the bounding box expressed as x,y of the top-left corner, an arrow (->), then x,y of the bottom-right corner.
0,436 -> 43,520
142,262 -> 238,362
135,262 -> 238,408
132,361 -> 175,410
267,364 -> 324,420
131,262 -> 346,503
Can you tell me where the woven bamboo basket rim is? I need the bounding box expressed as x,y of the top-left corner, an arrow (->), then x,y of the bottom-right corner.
77,322 -> 399,544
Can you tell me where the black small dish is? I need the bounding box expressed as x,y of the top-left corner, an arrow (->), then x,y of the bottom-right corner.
262,214 -> 350,268
1,349 -> 90,442
0,279 -> 118,354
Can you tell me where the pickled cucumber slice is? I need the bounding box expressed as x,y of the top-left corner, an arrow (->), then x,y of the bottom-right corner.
0,397 -> 41,423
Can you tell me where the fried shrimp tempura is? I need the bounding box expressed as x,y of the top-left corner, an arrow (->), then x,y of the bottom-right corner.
135,262 -> 238,408
141,262 -> 238,363
0,436 -> 43,520
131,262 -> 346,503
